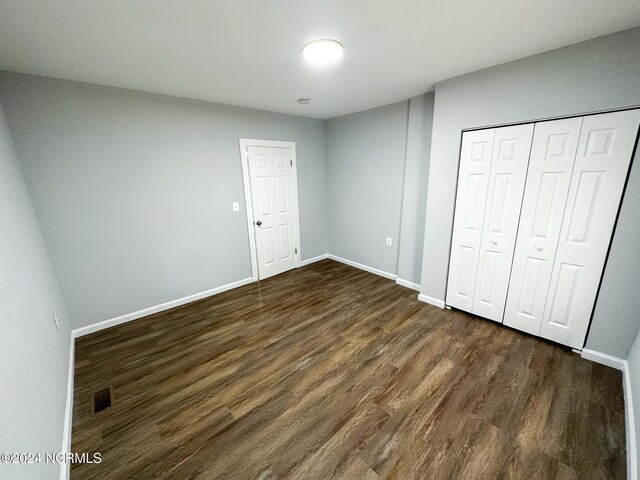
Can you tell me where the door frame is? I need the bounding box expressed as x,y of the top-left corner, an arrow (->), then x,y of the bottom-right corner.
238,138 -> 302,281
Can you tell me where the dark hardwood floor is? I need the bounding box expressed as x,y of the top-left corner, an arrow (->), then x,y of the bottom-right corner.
71,259 -> 625,479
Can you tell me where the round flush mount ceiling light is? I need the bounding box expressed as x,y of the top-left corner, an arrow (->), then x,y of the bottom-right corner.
302,39 -> 343,66
297,98 -> 310,105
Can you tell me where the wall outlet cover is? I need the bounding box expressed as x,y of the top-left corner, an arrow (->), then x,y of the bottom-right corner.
386,237 -> 393,246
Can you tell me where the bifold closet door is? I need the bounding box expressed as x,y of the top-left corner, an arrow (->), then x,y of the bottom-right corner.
540,109 -> 640,348
446,124 -> 534,319
503,117 -> 583,335
471,124 -> 534,321
446,129 -> 495,312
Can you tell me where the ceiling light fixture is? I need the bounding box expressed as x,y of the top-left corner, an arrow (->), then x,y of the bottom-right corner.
302,39 -> 343,66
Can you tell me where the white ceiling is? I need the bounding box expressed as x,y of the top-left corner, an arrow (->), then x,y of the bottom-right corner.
1,1 -> 639,119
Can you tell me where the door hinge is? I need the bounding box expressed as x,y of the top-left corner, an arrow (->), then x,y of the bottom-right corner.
295,248 -> 298,254
290,160 -> 293,166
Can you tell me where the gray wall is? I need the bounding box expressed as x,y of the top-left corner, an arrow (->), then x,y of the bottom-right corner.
326,101 -> 409,275
419,27 -> 640,358
396,93 -> 434,285
0,101 -> 71,479
0,72 -> 327,329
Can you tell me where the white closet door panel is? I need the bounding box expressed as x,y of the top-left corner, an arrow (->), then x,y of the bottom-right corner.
504,117 -> 582,335
446,129 -> 495,311
472,123 -> 534,321
540,109 -> 640,348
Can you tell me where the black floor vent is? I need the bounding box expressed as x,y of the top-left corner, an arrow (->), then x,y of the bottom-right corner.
93,387 -> 112,413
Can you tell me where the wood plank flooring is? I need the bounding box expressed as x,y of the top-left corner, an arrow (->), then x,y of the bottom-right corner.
71,259 -> 625,479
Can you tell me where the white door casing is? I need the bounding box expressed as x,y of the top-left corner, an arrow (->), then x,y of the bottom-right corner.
239,139 -> 301,281
503,117 -> 583,335
472,123 -> 534,322
446,128 -> 496,312
540,109 -> 640,348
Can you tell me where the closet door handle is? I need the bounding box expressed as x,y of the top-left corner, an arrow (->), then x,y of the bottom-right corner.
490,239 -> 498,245
534,245 -> 543,252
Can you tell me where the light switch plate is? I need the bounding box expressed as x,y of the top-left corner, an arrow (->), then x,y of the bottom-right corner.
232,202 -> 240,212
386,237 -> 393,247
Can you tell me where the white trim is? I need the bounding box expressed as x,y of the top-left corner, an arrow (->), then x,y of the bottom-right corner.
624,360 -> 637,480
300,254 -> 329,266
238,138 -> 298,149
327,254 -> 397,280
72,277 -> 254,338
59,335 -> 75,480
417,294 -> 446,309
396,278 -> 420,291
239,140 -> 259,282
581,348 -> 626,371
238,139 -> 301,281
289,143 -> 302,271
581,349 -> 636,480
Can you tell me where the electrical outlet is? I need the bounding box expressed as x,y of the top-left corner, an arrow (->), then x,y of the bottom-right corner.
386,237 -> 393,247
53,314 -> 60,332
232,202 -> 240,212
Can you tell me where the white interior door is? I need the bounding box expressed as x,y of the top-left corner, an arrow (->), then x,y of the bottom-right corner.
504,117 -> 583,335
446,128 -> 495,311
540,109 -> 640,348
247,145 -> 298,280
472,123 -> 534,322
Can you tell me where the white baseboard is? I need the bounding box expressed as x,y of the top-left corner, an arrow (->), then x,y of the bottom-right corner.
327,254 -> 397,280
417,293 -> 445,309
300,254 -> 329,266
581,349 -> 636,480
624,360 -> 638,480
60,335 -> 75,480
396,278 -> 420,291
581,348 -> 626,371
302,255 -> 417,291
72,277 -> 254,338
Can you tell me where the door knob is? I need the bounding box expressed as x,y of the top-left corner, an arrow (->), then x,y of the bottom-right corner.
490,239 -> 497,245
256,221 -> 262,227
535,245 -> 543,251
